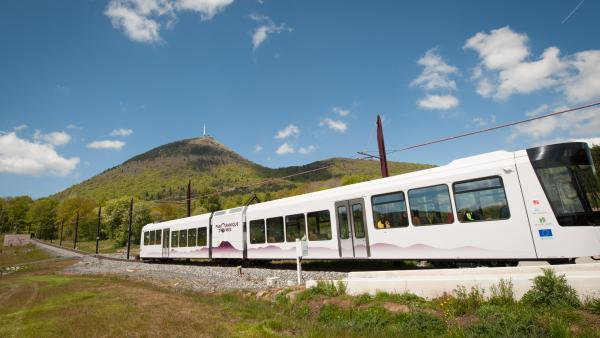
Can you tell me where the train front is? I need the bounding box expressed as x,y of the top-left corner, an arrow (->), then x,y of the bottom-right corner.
522,142 -> 600,260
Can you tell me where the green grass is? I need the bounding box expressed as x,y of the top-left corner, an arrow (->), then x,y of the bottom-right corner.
0,244 -> 52,267
2,245 -> 599,337
42,239 -> 139,256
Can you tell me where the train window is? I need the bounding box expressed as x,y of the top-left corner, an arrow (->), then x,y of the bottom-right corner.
267,217 -> 285,243
307,210 -> 332,241
372,192 -> 408,229
337,206 -> 350,239
144,231 -> 150,246
156,229 -> 162,245
179,230 -> 188,247
188,228 -> 197,247
285,214 -> 306,242
149,230 -> 156,245
408,185 -> 454,226
453,176 -> 510,222
171,230 -> 179,248
198,227 -> 207,246
352,204 -> 365,238
250,219 -> 266,244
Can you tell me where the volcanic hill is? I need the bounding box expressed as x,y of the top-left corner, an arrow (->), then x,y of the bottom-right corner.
55,136 -> 433,202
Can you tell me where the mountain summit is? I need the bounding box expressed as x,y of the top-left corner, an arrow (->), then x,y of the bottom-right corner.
55,136 -> 432,202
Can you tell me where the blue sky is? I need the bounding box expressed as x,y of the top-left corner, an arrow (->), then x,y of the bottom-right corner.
1,0 -> 599,198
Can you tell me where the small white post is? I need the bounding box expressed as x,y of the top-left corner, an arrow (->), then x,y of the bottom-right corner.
295,238 -> 303,285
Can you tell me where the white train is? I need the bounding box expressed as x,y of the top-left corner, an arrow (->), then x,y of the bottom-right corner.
140,142 -> 600,265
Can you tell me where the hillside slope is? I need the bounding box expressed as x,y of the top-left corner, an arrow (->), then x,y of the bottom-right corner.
55,136 -> 433,202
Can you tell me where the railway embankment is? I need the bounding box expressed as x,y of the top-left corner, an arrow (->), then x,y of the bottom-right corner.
33,240 -> 346,292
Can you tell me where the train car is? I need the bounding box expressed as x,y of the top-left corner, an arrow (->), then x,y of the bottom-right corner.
140,142 -> 600,265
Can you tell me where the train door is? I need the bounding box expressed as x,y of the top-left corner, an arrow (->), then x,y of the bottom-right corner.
162,228 -> 170,258
335,198 -> 370,258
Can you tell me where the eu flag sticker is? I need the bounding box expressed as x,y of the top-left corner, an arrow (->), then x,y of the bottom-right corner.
539,229 -> 553,238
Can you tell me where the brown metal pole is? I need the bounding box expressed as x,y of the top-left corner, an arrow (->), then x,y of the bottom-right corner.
187,179 -> 191,217
126,198 -> 133,260
376,114 -> 389,177
96,206 -> 101,254
59,219 -> 64,246
73,211 -> 79,249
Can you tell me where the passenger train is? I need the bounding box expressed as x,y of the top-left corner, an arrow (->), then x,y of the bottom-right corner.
140,142 -> 600,265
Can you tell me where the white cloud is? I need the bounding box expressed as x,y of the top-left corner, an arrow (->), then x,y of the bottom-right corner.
563,50 -> 600,103
105,0 -> 234,44
254,144 -> 263,153
319,118 -> 347,133
525,103 -> 549,117
66,123 -> 82,130
87,140 -> 126,150
465,26 -> 599,102
13,124 -> 28,131
417,94 -> 459,110
507,105 -> 600,143
411,49 -> 460,111
298,145 -> 316,155
0,132 -> 79,176
275,143 -> 294,155
332,106 -> 350,116
471,115 -> 496,128
250,13 -> 291,50
111,128 -> 134,136
33,130 -> 71,147
275,124 -> 300,139
410,48 -> 458,91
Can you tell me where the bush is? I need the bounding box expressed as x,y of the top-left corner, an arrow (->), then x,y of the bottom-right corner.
489,278 -> 515,306
373,291 -> 426,306
452,285 -> 485,315
296,281 -> 347,301
583,297 -> 600,315
469,304 -> 546,337
521,268 -> 580,308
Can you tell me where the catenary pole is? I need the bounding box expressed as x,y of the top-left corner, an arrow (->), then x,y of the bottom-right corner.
96,206 -> 101,254
376,114 -> 389,177
73,211 -> 79,249
126,198 -> 133,260
59,219 -> 64,246
187,179 -> 191,217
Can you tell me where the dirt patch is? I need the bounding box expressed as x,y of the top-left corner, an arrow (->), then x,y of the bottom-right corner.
382,302 -> 410,313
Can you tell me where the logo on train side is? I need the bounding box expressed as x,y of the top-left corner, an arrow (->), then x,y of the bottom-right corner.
215,222 -> 239,233
538,229 -> 553,239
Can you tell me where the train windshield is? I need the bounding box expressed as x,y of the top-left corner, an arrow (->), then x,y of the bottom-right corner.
527,142 -> 600,226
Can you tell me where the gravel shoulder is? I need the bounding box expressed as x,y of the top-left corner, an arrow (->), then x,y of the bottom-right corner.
32,241 -> 346,292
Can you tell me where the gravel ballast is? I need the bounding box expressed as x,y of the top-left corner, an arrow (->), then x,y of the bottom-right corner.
34,241 -> 346,292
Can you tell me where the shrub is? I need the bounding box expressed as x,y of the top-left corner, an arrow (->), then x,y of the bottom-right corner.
489,278 -> 515,306
583,297 -> 600,315
452,285 -> 485,315
468,304 -> 546,337
354,293 -> 373,305
521,268 -> 580,308
373,291 -> 426,306
296,281 -> 346,301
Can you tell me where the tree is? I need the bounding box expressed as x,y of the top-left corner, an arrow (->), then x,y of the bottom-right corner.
26,198 -> 58,239
591,145 -> 600,176
7,196 -> 33,233
57,196 -> 96,241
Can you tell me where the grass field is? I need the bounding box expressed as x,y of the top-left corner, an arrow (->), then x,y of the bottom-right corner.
41,239 -> 139,257
1,244 -> 600,337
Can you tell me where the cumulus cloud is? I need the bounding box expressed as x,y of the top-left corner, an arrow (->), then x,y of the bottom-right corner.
87,140 -> 126,150
13,124 -> 28,131
250,13 -> 292,50
111,128 -> 134,136
465,26 -> 600,102
0,132 -> 79,176
298,145 -> 316,155
254,144 -> 263,153
33,130 -> 71,147
332,106 -> 350,116
275,124 -> 300,139
320,118 -> 347,133
411,49 -> 460,110
417,94 -> 459,110
410,48 -> 458,91
105,0 -> 234,43
507,105 -> 600,143
275,143 -> 294,155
